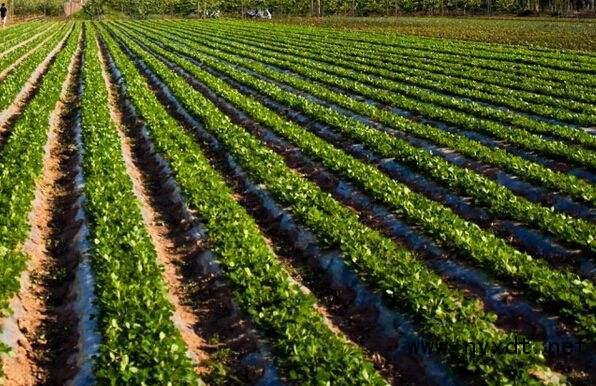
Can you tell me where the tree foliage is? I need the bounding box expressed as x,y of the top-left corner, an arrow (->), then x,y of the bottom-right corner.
199,0 -> 593,16
12,0 -> 64,16
11,0 -> 596,21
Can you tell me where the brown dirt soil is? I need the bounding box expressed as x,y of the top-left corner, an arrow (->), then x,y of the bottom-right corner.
0,30 -> 84,386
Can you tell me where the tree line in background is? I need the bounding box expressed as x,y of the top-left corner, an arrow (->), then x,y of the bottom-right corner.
9,0 -> 63,15
7,0 -> 595,19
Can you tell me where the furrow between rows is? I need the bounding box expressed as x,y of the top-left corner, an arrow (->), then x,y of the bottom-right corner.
0,25 -> 98,384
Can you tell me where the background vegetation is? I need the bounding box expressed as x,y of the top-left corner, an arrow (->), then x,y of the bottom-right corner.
6,0 -> 594,18
9,0 -> 64,16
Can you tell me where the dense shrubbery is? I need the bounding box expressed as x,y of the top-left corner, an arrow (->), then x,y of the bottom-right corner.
9,0 -> 594,18
200,0 -> 592,16
12,0 -> 63,16
83,0 -> 106,17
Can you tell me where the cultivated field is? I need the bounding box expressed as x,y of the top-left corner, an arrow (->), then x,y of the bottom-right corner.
282,16 -> 596,51
0,19 -> 594,385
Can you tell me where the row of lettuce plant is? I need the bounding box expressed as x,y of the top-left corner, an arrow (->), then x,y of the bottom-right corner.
307,21 -> 596,68
0,24 -> 79,377
1,20 -> 43,36
122,22 -> 595,253
0,23 -> 61,75
183,22 -> 594,127
112,23 -> 596,340
79,25 -> 201,384
211,20 -> 596,89
197,21 -> 595,108
0,21 -> 47,52
97,23 -> 387,385
131,22 -> 596,207
225,20 -> 596,80
343,31 -> 596,73
0,21 -> 35,42
0,25 -> 72,112
233,21 -> 596,103
105,22 -> 569,384
170,25 -> 596,164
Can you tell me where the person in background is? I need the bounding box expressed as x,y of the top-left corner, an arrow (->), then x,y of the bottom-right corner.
0,3 -> 7,28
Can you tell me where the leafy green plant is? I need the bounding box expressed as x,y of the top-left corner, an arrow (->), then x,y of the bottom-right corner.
197,23 -> 596,127
0,24 -> 69,111
212,19 -> 596,98
0,22 -> 56,71
127,20 -> 596,251
205,20 -> 596,108
175,22 -> 596,166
